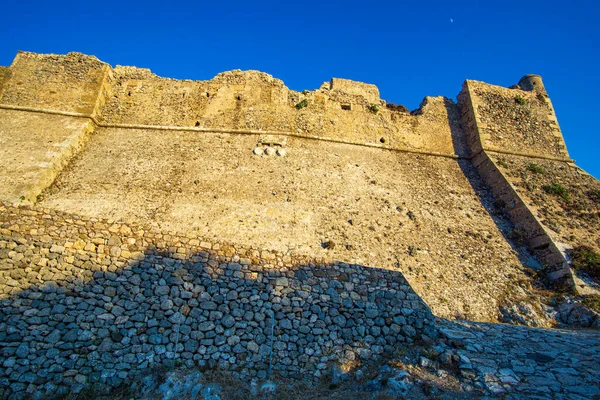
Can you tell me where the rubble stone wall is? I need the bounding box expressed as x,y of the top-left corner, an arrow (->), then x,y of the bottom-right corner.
0,52 -> 108,115
0,203 -> 435,399
0,52 -> 462,157
458,80 -> 582,290
459,80 -> 570,160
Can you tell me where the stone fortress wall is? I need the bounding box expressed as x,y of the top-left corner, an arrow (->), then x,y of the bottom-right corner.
0,203 -> 435,397
0,51 -> 599,398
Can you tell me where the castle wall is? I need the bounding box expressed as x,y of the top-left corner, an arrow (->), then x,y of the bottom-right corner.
329,78 -> 380,104
458,82 -> 577,290
38,127 -> 535,322
491,154 -> 600,294
97,65 -> 462,157
0,52 -> 109,114
460,80 -> 569,160
0,109 -> 94,204
0,203 -> 435,398
0,66 -> 10,98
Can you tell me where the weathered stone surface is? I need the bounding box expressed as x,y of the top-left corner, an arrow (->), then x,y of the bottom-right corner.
0,203 -> 435,399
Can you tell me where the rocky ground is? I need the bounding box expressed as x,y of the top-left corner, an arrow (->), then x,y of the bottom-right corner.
79,318 -> 600,400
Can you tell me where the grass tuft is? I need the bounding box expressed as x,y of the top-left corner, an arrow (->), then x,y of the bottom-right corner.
569,245 -> 600,282
542,182 -> 570,201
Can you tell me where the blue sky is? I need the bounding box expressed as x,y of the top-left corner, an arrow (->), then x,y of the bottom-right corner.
1,0 -> 598,177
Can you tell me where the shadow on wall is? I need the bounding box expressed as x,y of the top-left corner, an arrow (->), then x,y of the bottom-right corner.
444,98 -> 469,160
443,98 -> 542,273
0,233 -> 436,398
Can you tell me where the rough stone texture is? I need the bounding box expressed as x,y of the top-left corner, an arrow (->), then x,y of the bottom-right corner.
493,154 -> 600,293
38,127 -> 534,321
100,66 -> 461,157
0,51 -> 599,399
0,109 -> 94,204
438,318 -> 600,398
457,79 -> 595,293
0,52 -> 109,115
0,66 -> 9,96
459,80 -> 569,160
0,203 -> 435,399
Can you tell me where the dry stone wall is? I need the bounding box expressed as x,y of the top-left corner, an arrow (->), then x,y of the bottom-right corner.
0,203 -> 435,399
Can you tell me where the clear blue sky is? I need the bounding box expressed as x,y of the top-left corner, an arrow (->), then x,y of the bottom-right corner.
1,0 -> 598,177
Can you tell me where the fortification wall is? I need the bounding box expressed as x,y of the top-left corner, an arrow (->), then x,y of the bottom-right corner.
38,127 -> 537,322
492,154 -> 600,293
97,66 -> 462,157
0,203 -> 435,398
457,79 -> 596,292
0,52 -> 466,159
459,80 -> 569,160
0,66 -> 9,97
0,52 -> 109,115
0,109 -> 94,204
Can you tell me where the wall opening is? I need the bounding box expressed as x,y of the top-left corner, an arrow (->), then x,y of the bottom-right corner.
341,104 -> 351,111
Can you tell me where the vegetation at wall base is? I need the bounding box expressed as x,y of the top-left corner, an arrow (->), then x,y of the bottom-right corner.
569,245 -> 600,282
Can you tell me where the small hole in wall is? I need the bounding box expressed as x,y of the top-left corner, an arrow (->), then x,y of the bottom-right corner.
380,137 -> 386,143
341,104 -> 351,111
206,93 -> 211,98
195,121 -> 200,127
127,91 -> 131,96
237,95 -> 242,101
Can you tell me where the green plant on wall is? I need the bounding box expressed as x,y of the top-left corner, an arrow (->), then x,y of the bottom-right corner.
527,163 -> 544,174
497,160 -> 509,168
587,189 -> 600,203
569,246 -> 600,282
543,182 -> 570,201
514,95 -> 526,105
295,99 -> 308,109
368,104 -> 379,114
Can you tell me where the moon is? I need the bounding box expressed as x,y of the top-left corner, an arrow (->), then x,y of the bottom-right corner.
450,18 -> 454,23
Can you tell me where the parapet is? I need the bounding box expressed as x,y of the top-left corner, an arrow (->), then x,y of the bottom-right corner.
329,77 -> 381,105
0,51 -> 569,161
1,51 -> 109,114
